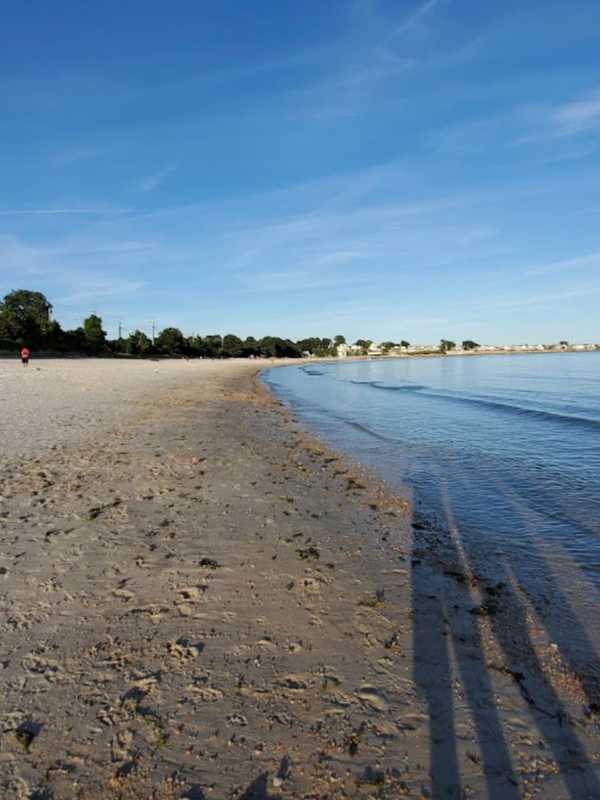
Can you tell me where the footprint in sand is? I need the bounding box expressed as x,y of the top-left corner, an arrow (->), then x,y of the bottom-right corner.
277,674 -> 311,691
326,690 -> 355,708
167,638 -> 205,661
227,713 -> 248,726
112,588 -> 135,601
177,585 -> 207,603
188,686 -> 224,702
301,577 -> 321,595
356,686 -> 389,712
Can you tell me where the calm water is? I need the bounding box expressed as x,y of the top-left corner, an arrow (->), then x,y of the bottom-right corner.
264,352 -> 600,586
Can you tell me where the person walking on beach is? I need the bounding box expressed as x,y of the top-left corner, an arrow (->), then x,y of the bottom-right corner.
20,346 -> 30,367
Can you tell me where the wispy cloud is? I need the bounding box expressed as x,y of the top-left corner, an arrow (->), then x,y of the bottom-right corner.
496,284 -> 600,308
0,234 -> 147,309
526,251 -> 600,276
51,145 -> 107,165
280,0 -> 448,122
516,89 -> 600,145
239,268 -> 363,293
554,91 -> 600,137
393,0 -> 441,37
251,298 -> 452,337
136,165 -> 176,192
53,276 -> 146,306
0,207 -> 131,216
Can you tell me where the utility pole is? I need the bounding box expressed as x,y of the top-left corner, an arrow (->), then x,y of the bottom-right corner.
118,322 -> 123,341
150,321 -> 156,345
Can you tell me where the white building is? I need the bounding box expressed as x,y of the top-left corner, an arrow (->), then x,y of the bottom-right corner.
337,343 -> 363,357
406,344 -> 437,353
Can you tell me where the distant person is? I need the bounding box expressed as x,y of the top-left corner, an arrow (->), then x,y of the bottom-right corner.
20,346 -> 30,367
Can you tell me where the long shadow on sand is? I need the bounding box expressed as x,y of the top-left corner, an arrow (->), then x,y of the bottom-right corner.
412,478 -> 600,799
492,476 -> 600,711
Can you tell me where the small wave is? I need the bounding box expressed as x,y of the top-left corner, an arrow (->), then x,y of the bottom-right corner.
344,377 -> 600,429
371,382 -> 427,392
344,418 -> 394,442
347,379 -> 426,391
424,391 -> 600,430
301,367 -> 325,376
324,408 -> 397,443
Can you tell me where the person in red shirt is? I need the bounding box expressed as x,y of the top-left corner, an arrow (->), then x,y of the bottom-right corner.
20,346 -> 30,366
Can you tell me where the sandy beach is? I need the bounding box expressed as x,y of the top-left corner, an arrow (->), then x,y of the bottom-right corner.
0,358 -> 598,800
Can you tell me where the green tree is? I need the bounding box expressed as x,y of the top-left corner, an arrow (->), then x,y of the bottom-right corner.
203,335 -> 223,358
0,289 -> 53,345
83,314 -> 107,354
243,336 -> 258,357
400,340 -> 410,349
155,327 -> 185,354
45,320 -> 65,350
462,340 -> 480,351
258,337 -> 301,358
186,335 -> 202,356
62,327 -> 87,353
381,341 -> 396,354
354,339 -> 373,355
334,334 -> 346,346
222,334 -> 244,358
296,337 -> 338,356
440,339 -> 456,353
296,338 -> 321,355
126,330 -> 152,356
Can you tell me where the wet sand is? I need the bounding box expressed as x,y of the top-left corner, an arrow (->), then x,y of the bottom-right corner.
0,359 -> 598,799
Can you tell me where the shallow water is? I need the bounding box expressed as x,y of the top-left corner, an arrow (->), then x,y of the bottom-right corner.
264,353 -> 600,594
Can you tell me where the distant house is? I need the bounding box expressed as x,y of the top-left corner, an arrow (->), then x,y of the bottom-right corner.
368,343 -> 383,356
337,343 -> 364,357
406,344 -> 436,353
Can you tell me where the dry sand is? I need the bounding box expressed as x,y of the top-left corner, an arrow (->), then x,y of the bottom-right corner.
0,358 -> 598,799
0,359 -> 258,459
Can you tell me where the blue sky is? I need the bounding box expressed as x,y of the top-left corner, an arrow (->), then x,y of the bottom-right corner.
1,0 -> 600,343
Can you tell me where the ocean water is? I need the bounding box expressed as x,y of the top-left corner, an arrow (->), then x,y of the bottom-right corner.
264,352 -> 600,590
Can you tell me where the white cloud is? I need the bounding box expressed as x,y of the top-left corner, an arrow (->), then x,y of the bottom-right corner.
239,269 -> 363,293
136,165 -> 176,192
516,90 -> 600,145
526,251 -> 600,276
0,207 -> 130,216
392,0 -> 441,37
0,234 -> 146,310
554,92 -> 600,136
494,284 -> 600,308
53,277 -> 146,305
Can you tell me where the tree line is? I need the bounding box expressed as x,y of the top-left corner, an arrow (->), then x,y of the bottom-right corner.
440,339 -> 480,352
0,290 -> 479,359
0,289 -> 347,359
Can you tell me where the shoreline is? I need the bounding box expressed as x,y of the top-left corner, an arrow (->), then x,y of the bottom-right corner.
1,360 -> 598,798
333,348 -> 600,363
1,345 -> 598,366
